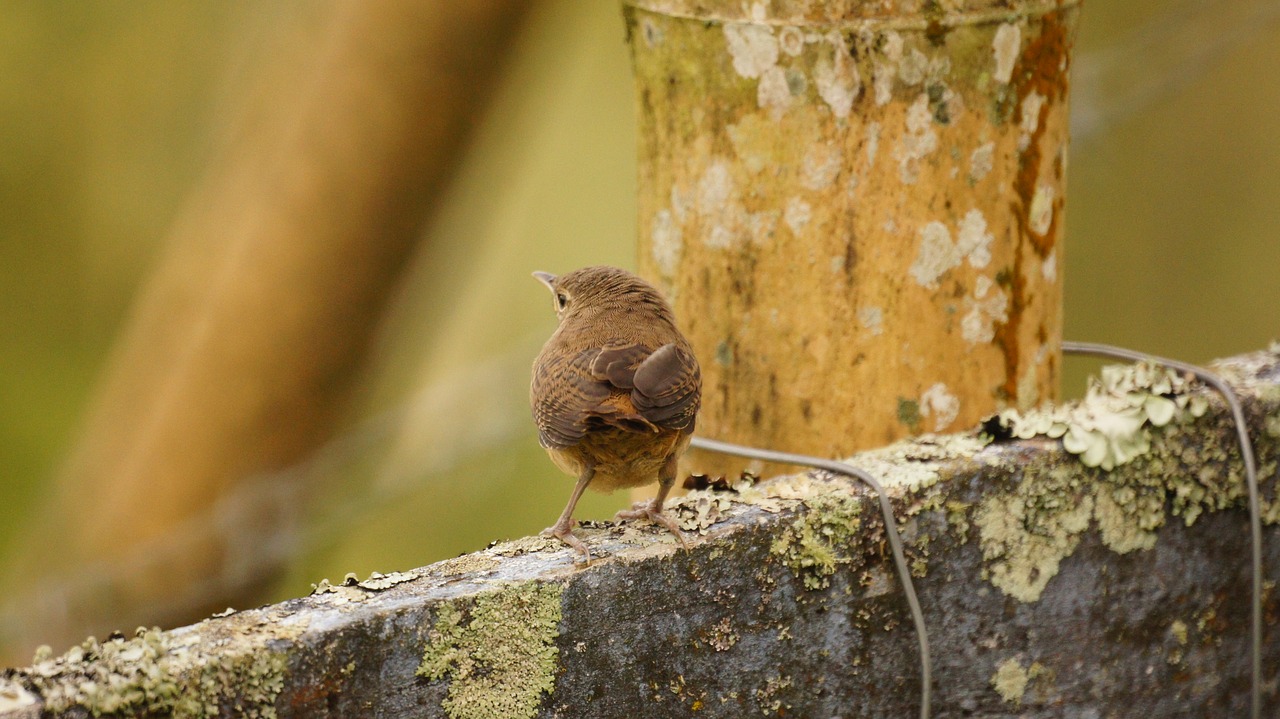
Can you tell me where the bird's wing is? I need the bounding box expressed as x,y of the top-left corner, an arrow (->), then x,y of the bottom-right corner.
533,342 -> 701,449
532,348 -> 611,449
588,344 -> 651,389
628,343 -> 701,432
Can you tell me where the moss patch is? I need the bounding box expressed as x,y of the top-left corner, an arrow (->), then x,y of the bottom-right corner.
417,581 -> 564,719
15,626 -> 286,718
770,492 -> 863,590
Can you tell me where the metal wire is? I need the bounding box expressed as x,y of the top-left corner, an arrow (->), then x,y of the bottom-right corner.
691,341 -> 1268,719
688,435 -> 932,719
1063,341 -> 1263,719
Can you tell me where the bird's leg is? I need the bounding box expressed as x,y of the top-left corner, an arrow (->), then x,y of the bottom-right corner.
543,466 -> 594,564
615,453 -> 689,550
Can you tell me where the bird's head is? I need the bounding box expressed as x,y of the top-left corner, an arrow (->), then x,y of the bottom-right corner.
532,265 -> 670,324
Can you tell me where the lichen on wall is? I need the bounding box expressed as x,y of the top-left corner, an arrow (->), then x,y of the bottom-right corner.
990,656 -> 1053,705
755,435 -> 989,590
3,351 -> 1276,718
13,625 -> 287,718
770,492 -> 863,590
0,681 -> 35,712
977,463 -> 1092,602
990,656 -> 1028,703
974,361 -> 1269,602
996,361 -> 1207,470
417,581 -> 564,719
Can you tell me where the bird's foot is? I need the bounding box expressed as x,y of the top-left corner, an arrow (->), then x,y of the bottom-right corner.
542,523 -> 591,565
615,501 -> 690,550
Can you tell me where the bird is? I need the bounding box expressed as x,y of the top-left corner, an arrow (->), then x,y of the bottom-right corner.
530,265 -> 702,563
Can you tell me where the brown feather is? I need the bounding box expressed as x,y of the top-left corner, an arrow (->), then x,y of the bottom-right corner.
531,266 -> 701,561
530,266 -> 701,487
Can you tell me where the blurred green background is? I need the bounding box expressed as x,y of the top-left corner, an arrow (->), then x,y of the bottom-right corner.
0,0 -> 1277,659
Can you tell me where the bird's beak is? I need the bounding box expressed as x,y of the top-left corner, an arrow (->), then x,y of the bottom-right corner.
532,271 -> 556,291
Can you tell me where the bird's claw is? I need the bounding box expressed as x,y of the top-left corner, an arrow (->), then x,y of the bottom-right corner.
615,502 -> 690,550
542,524 -> 592,565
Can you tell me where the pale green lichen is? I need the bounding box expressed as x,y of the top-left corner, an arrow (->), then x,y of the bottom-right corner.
849,433 -> 990,490
15,626 -> 286,718
997,362 -> 1207,470
770,492 -> 863,590
945,500 -> 973,539
754,434 -> 986,590
1169,618 -> 1191,663
0,681 -> 36,711
910,530 -> 932,577
990,658 -> 1029,704
434,553 -> 503,575
990,658 -> 1052,705
1264,488 -> 1280,525
417,581 -> 564,719
1094,484 -> 1160,553
973,360 -> 1261,602
977,464 -> 1092,602
356,570 -> 417,590
753,673 -> 794,715
704,617 -> 739,652
673,488 -> 736,534
1266,412 -> 1280,440
418,603 -> 467,680
312,570 -> 418,594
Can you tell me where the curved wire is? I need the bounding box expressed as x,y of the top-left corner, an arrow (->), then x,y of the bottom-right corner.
688,435 -> 932,719
692,341 -> 1267,719
1063,341 -> 1263,719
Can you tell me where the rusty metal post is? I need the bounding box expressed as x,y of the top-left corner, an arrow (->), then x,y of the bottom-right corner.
625,0 -> 1079,475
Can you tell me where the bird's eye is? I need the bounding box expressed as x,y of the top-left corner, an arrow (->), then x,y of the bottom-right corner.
555,293 -> 568,310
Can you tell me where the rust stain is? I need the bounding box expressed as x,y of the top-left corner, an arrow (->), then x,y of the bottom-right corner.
1011,10 -> 1072,258
843,228 -> 858,283
996,9 -> 1074,402
285,676 -> 344,709
923,0 -> 949,45
925,20 -> 948,46
992,253 -> 1025,402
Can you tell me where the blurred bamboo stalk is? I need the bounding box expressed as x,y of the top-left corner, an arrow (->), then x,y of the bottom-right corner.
1,0 -> 532,662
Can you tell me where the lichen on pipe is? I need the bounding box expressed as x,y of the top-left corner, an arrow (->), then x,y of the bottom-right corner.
625,0 -> 1080,476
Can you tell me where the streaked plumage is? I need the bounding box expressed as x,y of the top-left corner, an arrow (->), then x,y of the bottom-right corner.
530,265 -> 701,562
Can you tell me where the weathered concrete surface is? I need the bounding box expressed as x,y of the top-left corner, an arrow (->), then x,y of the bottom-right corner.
2,347 -> 1278,718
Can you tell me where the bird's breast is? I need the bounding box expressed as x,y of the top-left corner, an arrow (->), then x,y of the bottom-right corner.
547,427 -> 687,492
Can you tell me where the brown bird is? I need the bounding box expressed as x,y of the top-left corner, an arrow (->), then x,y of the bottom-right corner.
530,265 -> 701,562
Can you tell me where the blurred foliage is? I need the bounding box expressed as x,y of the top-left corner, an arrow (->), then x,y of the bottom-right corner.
0,0 -> 1277,636
0,2 -> 268,549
